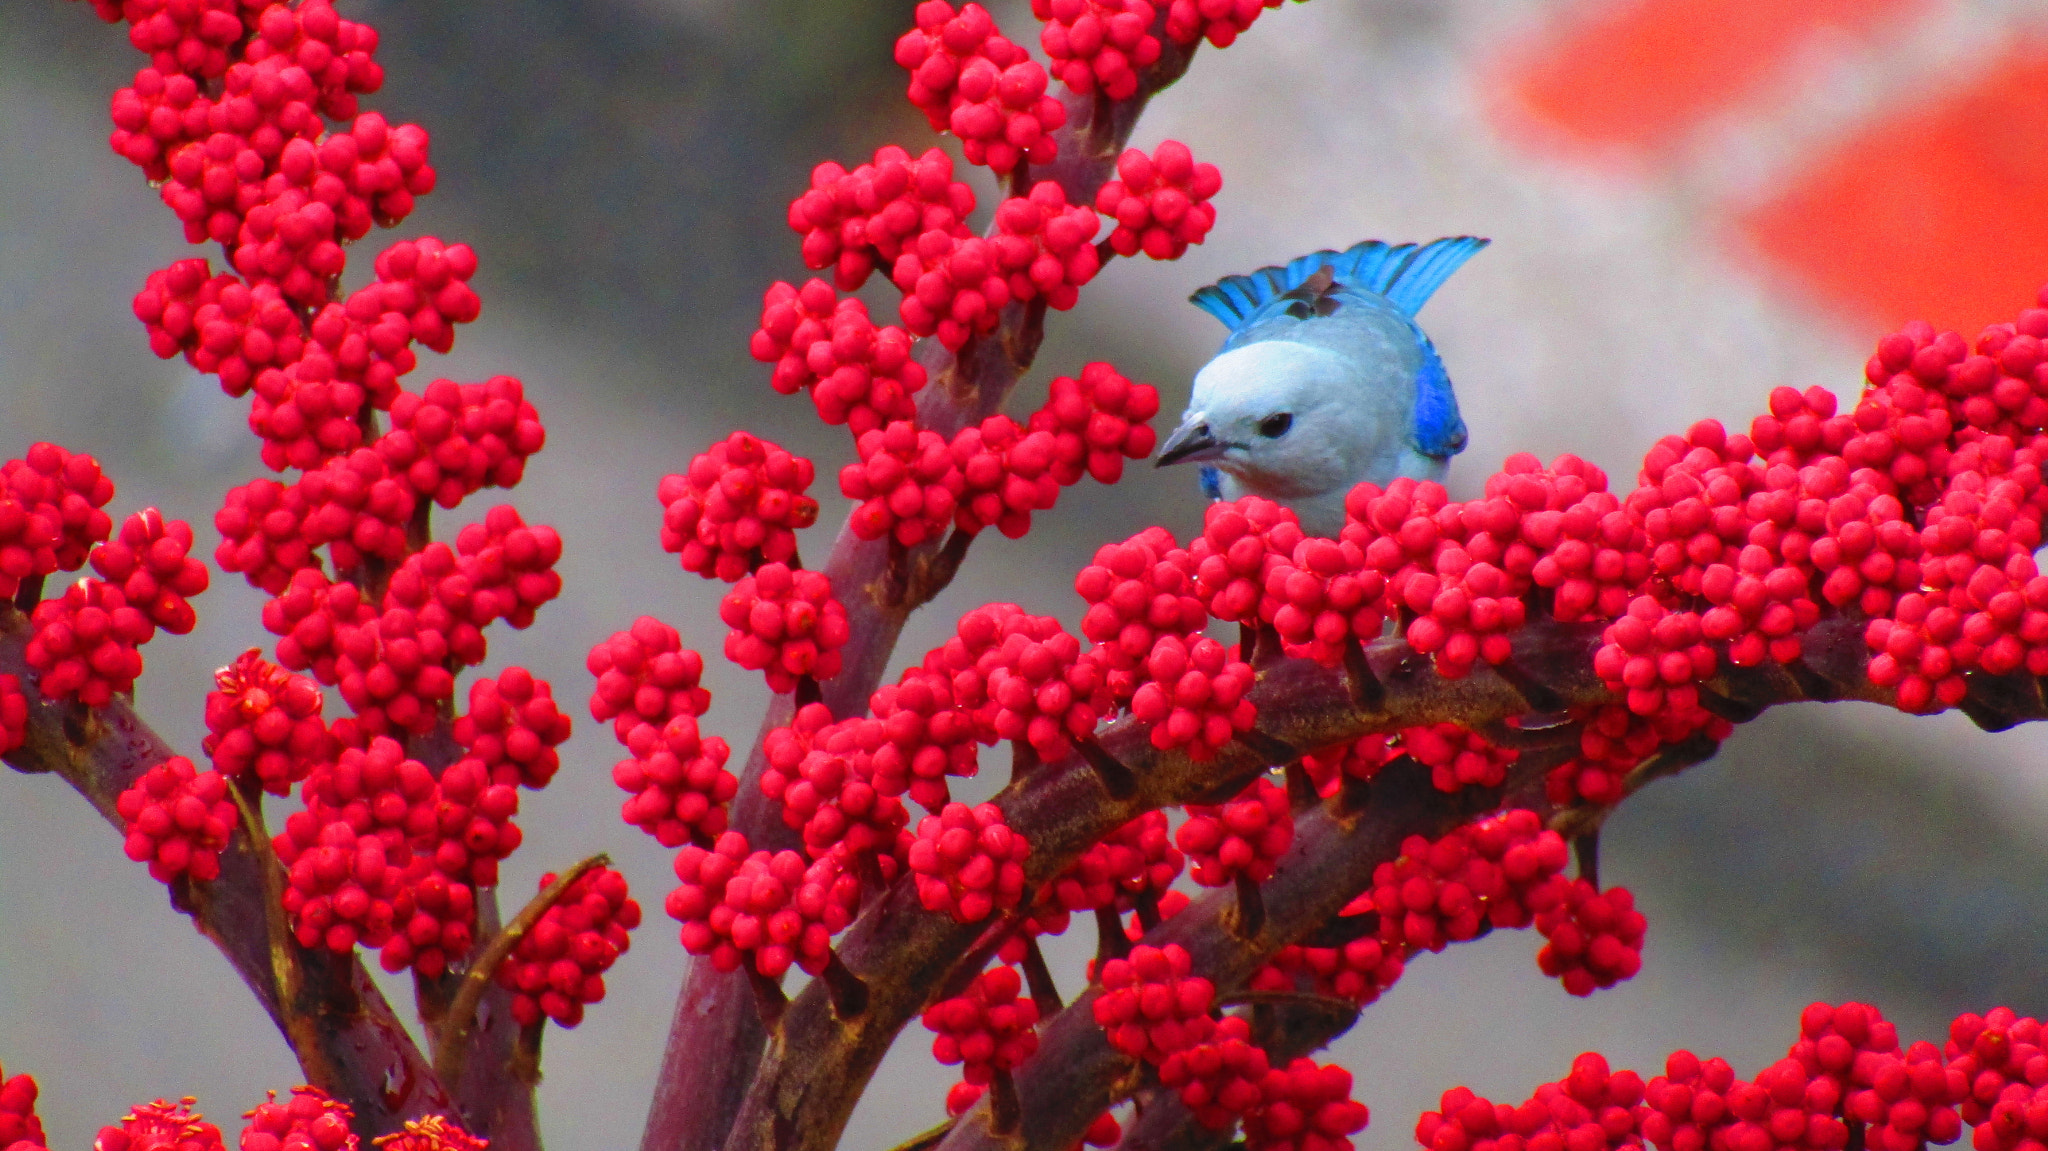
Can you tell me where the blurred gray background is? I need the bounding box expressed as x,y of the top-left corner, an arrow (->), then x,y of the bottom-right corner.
5,0 -> 2048,1147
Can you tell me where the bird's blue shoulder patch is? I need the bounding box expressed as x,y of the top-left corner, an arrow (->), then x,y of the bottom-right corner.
1409,342 -> 1467,460
1189,236 -> 1489,331
1199,465 -> 1223,500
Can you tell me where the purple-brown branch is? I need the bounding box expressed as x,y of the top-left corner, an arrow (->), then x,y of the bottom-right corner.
637,37 -> 1198,1151
0,604 -> 452,1140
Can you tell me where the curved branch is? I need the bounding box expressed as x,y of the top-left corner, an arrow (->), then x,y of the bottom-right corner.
0,607 -> 450,1139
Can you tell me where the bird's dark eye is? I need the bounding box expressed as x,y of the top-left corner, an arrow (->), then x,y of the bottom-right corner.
1257,413 -> 1293,438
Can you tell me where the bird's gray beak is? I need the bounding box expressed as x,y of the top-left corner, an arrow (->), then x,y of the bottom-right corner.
1156,419 -> 1224,467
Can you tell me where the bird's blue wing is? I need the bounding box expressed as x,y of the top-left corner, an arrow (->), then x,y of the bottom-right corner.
1409,341 -> 1467,459
1199,465 -> 1223,500
1189,235 -> 1490,331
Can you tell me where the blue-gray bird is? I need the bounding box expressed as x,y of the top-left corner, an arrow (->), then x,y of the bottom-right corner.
1154,236 -> 1488,537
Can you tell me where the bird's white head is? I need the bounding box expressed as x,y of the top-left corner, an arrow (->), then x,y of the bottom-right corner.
1155,339 -> 1398,501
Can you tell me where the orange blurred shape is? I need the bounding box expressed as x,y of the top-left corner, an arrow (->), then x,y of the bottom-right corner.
1741,44 -> 2048,334
1496,0 -> 1921,161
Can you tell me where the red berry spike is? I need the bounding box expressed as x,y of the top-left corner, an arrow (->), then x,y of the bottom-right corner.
841,421 -> 963,547
668,831 -> 861,978
96,1097 -> 226,1151
1190,496 -> 1304,628
1546,702 -> 1731,810
1593,595 -> 1715,718
750,279 -> 926,431
26,579 -> 155,706
89,508 -> 210,635
1029,363 -> 1162,485
110,68 -> 215,182
1256,906 -> 1405,1008
1370,808 -> 1570,955
891,232 -> 1015,351
1300,733 -> 1394,798
1157,1014 -> 1271,1130
368,1115 -> 487,1151
908,802 -> 1029,923
214,477 -> 317,594
365,237 -> 479,357
114,755 -> 237,884
1946,1007 -> 2046,1128
453,505 -> 564,630
587,616 -> 712,747
757,709 -> 905,880
1164,0 -> 1303,48
328,597 -> 457,740
1243,1058 -> 1370,1151
428,755 -> 523,888
496,865 -> 641,1029
973,611 -> 1103,759
1034,0 -> 1161,100
949,416 -> 1061,539
294,449 -> 416,570
1417,1053 -> 1646,1151
923,965 -> 1041,1085
1177,776 -> 1292,887
991,185 -> 1105,312
262,569 -> 374,685
379,376 -> 546,510
1092,943 -> 1216,1064
452,667 -> 572,791
239,0 -> 385,122
1075,526 -> 1205,704
868,665 -> 982,811
1129,634 -> 1256,760
124,0 -> 245,78
894,1 -> 1065,174
785,146 -> 976,293
3,442 -> 116,578
204,648 -> 333,796
1534,879 -> 1647,997
661,431 -> 818,582
0,1060 -> 45,1151
1399,723 -> 1518,794
719,563 -> 851,694
239,1085 -> 360,1151
614,713 -> 736,849
1095,140 -> 1222,260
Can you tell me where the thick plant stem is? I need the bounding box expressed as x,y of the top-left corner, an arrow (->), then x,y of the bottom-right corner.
637,42 -> 1197,1151
0,608 -> 451,1140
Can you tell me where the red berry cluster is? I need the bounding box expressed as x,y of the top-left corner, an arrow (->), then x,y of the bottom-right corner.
1370,808 -> 1571,956
261,570 -> 372,683
868,666 -> 983,810
890,231 -> 1023,350
1093,943 -> 1217,1064
948,416 -> 1059,538
1033,0 -> 1160,100
1594,595 -> 1715,718
0,442 -> 115,600
908,801 -> 1029,923
88,508 -> 210,635
1299,733 -> 1395,797
990,184 -> 1103,311
94,1098 -> 225,1151
1053,809 -> 1183,914
428,756 -> 522,887
202,648 -> 332,796
1948,1008 -> 2047,1129
1095,141 -> 1221,260
1256,908 -> 1405,1007
1191,497 -> 1305,625
1417,1053 -> 1645,1151
1159,1014 -> 1271,1130
977,612 -> 1103,757
452,505 -> 564,629
115,755 -> 237,884
1534,879 -> 1646,997
1033,364 -> 1163,485
787,146 -> 977,292
212,477 -> 313,593
719,562 -> 851,693
293,448 -> 415,568
1241,1059 -> 1371,1151
1264,535 -> 1387,667
25,579 -> 155,706
894,1 -> 1065,175
660,431 -> 818,581
496,866 -> 641,1028
842,421 -> 962,547
587,616 -> 712,745
758,706 -> 906,874
1395,723 -> 1518,793
1129,634 -> 1255,760
1546,702 -> 1731,809
751,279 -> 926,432
923,965 -> 1041,1085
379,376 -> 545,509
239,1086 -> 358,1151
667,831 -> 860,977
1177,776 -> 1292,886
615,714 -> 736,849
451,667 -> 570,790
1075,526 -> 1205,702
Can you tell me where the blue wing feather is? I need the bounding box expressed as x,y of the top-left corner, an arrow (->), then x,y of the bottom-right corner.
1409,341 -> 1467,459
1199,466 -> 1223,500
1188,236 -> 1489,331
